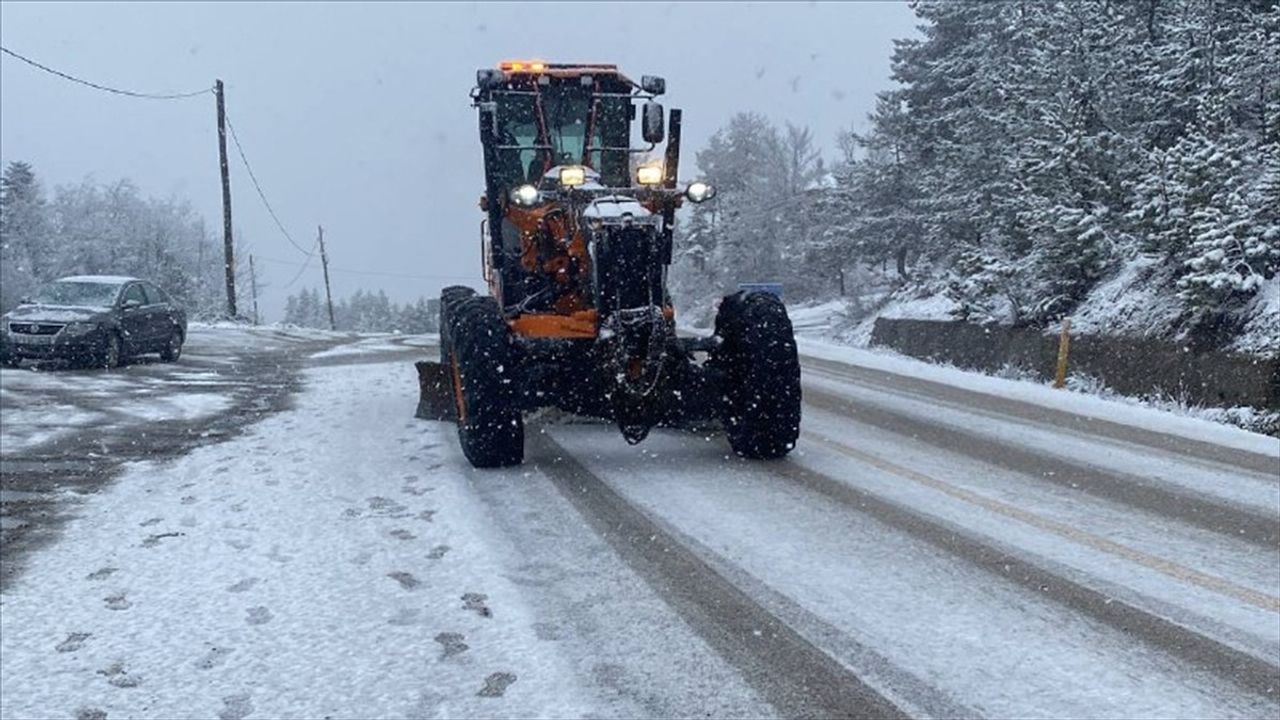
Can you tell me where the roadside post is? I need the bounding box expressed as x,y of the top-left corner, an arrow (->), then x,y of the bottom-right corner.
1054,318 -> 1072,389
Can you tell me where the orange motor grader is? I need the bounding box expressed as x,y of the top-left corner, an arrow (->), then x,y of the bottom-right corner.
417,61 -> 800,468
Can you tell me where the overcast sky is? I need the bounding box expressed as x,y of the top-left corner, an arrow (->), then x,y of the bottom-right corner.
0,1 -> 919,320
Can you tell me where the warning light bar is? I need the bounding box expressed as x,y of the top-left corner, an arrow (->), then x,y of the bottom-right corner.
499,60 -> 547,72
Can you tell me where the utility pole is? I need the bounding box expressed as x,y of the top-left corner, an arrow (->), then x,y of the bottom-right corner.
318,225 -> 336,331
249,254 -> 261,326
215,79 -> 237,318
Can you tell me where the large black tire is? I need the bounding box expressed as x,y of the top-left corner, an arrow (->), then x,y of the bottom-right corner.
712,291 -> 801,459
439,285 -> 476,363
450,296 -> 523,467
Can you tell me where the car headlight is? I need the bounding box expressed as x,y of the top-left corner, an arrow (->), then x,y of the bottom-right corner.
510,184 -> 541,207
685,180 -> 716,203
558,166 -> 587,188
62,322 -> 99,337
636,163 -> 663,186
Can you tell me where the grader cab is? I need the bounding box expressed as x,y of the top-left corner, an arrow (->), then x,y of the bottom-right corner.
417,61 -> 801,468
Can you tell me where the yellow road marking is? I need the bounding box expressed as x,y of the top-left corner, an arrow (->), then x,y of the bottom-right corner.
806,432 -> 1280,613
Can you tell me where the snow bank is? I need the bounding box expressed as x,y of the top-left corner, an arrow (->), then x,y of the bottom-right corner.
796,338 -> 1278,456
1070,256 -> 1183,340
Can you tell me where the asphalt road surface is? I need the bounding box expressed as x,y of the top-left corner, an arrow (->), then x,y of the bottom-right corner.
0,327 -> 1275,719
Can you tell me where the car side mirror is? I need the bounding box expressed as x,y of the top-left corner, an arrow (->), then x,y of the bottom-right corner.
18,296 -> 31,305
122,298 -> 142,310
642,102 -> 665,144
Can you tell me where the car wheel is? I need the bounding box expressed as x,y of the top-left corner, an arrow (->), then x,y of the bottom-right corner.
101,333 -> 123,370
160,328 -> 183,362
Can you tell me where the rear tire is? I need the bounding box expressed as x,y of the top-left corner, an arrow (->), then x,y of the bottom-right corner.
450,296 -> 523,468
712,291 -> 801,459
160,328 -> 183,362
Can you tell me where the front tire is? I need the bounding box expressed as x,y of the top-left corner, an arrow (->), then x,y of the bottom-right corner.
101,332 -> 123,370
160,328 -> 183,362
449,296 -> 523,468
711,291 -> 801,459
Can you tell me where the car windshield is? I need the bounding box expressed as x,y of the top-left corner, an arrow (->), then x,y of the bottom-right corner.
28,281 -> 122,307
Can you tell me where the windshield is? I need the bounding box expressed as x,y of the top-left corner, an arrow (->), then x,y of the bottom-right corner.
494,83 -> 630,187
28,280 -> 122,307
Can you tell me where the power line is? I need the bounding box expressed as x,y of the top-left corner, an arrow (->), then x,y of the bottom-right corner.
254,253 -> 477,283
223,114 -> 312,257
281,242 -> 320,290
0,45 -> 213,100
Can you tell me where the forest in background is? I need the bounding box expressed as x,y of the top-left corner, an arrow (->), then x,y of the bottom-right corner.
4,0 -> 1277,353
0,161 -> 233,318
672,0 -> 1278,354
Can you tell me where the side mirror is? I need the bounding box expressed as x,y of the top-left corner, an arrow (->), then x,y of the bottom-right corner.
122,298 -> 142,310
476,69 -> 504,90
18,296 -> 31,305
642,102 -> 665,144
641,75 -> 666,95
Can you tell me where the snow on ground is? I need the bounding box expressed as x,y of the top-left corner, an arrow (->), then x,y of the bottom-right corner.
111,393 -> 233,423
786,300 -> 852,338
797,338 -> 1279,456
785,293 -> 958,348
0,367 -> 236,456
550,424 -> 1276,718
0,403 -> 107,454
1069,255 -> 1182,340
774,287 -> 1277,436
309,334 -> 434,360
1231,277 -> 1280,356
0,362 -> 599,720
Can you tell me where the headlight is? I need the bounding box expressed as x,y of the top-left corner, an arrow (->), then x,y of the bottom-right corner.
685,181 -> 716,203
63,322 -> 99,337
510,184 -> 540,207
558,166 -> 587,187
636,164 -> 663,186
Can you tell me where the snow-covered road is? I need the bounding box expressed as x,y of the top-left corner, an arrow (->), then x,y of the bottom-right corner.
1,329 -> 1276,719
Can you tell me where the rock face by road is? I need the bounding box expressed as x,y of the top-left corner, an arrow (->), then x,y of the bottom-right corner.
1,327 -> 1276,719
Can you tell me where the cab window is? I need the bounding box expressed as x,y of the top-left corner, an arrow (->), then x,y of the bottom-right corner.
494,81 -> 632,188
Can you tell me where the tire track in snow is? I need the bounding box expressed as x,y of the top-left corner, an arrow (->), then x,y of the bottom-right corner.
771,441 -> 1280,703
803,377 -> 1280,549
806,430 -> 1278,612
800,353 -> 1278,477
530,432 -> 909,720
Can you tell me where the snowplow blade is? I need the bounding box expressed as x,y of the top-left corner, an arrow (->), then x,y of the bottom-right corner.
414,360 -> 457,421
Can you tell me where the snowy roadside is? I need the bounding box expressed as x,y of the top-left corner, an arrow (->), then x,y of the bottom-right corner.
310,333 -> 438,360
780,298 -> 1280,440
0,361 -> 598,720
796,337 -> 1278,455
